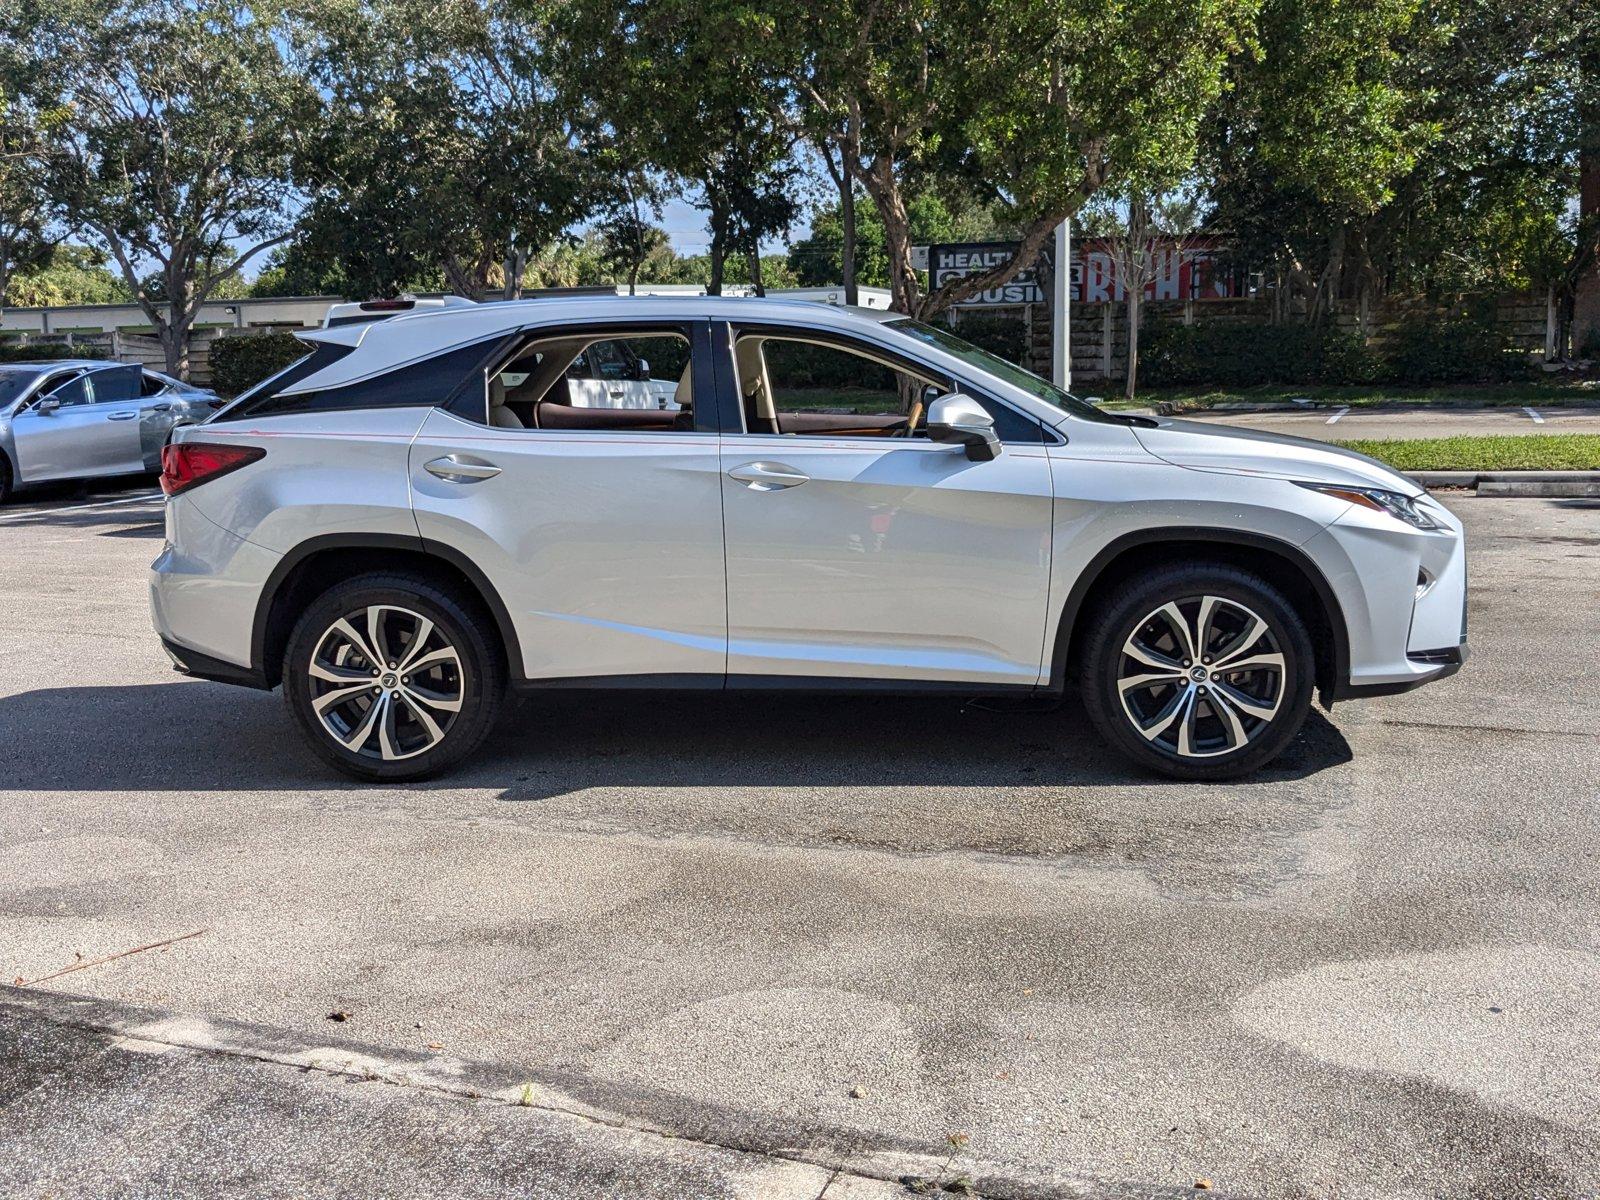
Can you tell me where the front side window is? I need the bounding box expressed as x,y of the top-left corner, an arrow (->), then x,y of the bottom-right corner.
41,373 -> 94,407
885,318 -> 1119,424
479,330 -> 696,432
734,334 -> 947,438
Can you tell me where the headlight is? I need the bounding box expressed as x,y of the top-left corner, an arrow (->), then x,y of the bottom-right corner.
1297,482 -> 1446,531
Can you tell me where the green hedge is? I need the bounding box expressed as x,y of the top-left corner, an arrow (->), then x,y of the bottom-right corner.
1141,316 -> 1526,387
0,341 -> 110,364
210,331 -> 309,397
1140,322 -> 1382,387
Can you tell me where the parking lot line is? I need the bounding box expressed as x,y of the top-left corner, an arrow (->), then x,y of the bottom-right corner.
0,490 -> 162,523
1523,406 -> 1545,423
1326,406 -> 1350,424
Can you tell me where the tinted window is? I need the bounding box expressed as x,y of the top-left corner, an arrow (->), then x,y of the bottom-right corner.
43,375 -> 93,407
0,370 -> 38,408
215,341 -> 350,419
221,339 -> 509,421
87,365 -> 143,403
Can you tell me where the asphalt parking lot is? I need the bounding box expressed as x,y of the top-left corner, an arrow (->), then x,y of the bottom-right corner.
2,479 -> 1598,1198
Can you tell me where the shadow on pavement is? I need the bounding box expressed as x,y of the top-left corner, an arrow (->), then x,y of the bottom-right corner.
1,680 -> 1352,796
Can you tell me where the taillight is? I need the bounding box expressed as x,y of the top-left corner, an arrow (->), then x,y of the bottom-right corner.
160,442 -> 266,496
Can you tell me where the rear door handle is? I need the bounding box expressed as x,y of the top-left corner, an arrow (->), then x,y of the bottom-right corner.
151,402 -> 172,412
424,454 -> 501,483
727,461 -> 809,491
107,410 -> 139,421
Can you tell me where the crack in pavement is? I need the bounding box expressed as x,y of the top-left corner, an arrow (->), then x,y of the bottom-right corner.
0,986 -> 1097,1200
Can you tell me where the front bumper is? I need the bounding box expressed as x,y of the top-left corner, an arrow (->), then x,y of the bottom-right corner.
1305,491 -> 1468,701
1332,643 -> 1467,700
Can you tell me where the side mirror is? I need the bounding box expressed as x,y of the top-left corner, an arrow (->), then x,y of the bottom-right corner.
34,398 -> 61,415
634,358 -> 651,381
926,393 -> 1000,462
1082,395 -> 1105,407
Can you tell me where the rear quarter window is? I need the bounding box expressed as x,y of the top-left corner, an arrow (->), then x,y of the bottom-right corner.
217,338 -> 511,422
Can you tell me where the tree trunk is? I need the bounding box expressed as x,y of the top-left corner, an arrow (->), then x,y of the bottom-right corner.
861,160 -> 920,314
1573,125 -> 1600,354
747,240 -> 764,297
1125,286 -> 1141,400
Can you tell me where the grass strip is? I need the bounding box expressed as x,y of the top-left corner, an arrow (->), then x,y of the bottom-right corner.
1331,434 -> 1600,472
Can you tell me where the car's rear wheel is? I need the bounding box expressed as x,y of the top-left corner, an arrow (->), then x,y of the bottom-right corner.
1079,563 -> 1314,780
0,454 -> 13,504
282,572 -> 505,781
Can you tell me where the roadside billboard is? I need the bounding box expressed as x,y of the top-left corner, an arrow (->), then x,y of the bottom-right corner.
929,237 -> 1245,307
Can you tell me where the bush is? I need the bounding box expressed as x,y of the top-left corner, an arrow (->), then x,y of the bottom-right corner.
1139,316 -> 1522,388
1384,317 -> 1525,384
210,331 -> 308,396
0,340 -> 110,364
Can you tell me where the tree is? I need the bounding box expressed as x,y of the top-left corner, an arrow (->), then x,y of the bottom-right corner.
1083,187 -> 1204,397
787,190 -> 1011,289
597,213 -> 673,295
0,89 -> 54,308
553,0 -> 801,295
289,0 -> 593,301
1206,0 -> 1599,345
9,0 -> 304,376
4,243 -> 131,307
777,0 -> 1255,319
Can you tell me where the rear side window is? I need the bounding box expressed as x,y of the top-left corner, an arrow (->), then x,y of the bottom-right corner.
217,338 -> 507,422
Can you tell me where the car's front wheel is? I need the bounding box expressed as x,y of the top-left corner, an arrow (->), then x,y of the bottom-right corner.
1079,563 -> 1315,780
282,572 -> 505,781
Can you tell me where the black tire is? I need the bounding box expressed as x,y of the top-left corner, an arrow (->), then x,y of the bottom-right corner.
282,571 -> 506,781
0,454 -> 13,504
1079,562 -> 1315,780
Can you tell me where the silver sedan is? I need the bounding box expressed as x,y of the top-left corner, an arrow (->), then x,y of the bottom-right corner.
0,359 -> 222,501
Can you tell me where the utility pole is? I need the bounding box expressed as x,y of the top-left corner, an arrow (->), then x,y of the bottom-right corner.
1051,219 -> 1072,389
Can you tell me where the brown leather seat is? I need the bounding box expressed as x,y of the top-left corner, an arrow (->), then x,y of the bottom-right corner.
533,401 -> 678,432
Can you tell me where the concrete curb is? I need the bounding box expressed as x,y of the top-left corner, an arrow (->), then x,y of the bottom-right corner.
1410,470 -> 1600,497
0,985 -> 1105,1200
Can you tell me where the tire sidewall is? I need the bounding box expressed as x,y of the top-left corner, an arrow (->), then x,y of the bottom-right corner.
282,575 -> 501,781
1082,565 -> 1315,780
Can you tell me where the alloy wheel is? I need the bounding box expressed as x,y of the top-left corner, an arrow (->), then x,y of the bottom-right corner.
307,604 -> 465,761
1116,595 -> 1287,759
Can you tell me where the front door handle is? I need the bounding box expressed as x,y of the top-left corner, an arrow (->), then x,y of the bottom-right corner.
424,454 -> 502,483
107,410 -> 139,421
727,461 -> 809,491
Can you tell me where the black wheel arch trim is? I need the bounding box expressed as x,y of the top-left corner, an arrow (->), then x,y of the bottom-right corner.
248,532 -> 524,689
1048,526 -> 1352,705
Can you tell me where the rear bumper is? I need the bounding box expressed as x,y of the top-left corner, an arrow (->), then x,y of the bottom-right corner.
160,636 -> 271,690
150,495 -> 280,681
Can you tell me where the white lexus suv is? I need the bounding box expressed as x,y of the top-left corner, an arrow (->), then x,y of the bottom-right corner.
150,297 -> 1467,781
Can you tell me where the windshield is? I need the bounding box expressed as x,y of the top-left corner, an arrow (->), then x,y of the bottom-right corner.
0,369 -> 42,410
884,319 -> 1121,423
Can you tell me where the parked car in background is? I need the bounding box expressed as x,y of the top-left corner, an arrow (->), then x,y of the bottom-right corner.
151,297 -> 1467,783
0,360 -> 222,501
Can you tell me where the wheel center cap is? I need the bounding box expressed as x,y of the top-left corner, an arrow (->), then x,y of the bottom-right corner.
381,673 -> 398,689
1190,666 -> 1208,683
